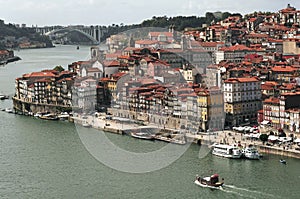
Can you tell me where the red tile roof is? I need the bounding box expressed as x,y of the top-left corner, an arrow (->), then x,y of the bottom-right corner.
135,40 -> 158,45
87,68 -> 101,72
264,97 -> 280,104
224,77 -> 260,83
199,42 -> 225,47
105,52 -> 122,59
271,66 -> 297,72
112,72 -> 126,80
23,71 -> 57,78
246,33 -> 269,38
103,60 -> 120,67
281,91 -> 300,96
219,44 -> 253,52
149,32 -> 173,37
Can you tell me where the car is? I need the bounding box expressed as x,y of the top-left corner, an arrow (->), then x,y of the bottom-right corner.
224,126 -> 231,130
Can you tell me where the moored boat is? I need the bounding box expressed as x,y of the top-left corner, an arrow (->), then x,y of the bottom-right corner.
131,132 -> 155,141
82,122 -> 92,128
154,135 -> 186,145
5,108 -> 13,113
0,95 -> 9,100
242,145 -> 261,160
212,143 -> 242,159
58,112 -> 70,121
39,114 -> 59,120
194,174 -> 224,190
34,112 -> 43,118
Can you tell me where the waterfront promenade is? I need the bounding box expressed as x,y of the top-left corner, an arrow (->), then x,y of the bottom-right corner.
72,114 -> 300,159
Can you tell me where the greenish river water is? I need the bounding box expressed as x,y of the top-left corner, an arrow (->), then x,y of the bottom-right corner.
0,46 -> 300,199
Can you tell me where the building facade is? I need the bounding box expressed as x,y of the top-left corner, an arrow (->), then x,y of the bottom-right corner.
224,77 -> 262,126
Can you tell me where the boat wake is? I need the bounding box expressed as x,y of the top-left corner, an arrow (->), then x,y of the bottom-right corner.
222,184 -> 278,198
220,188 -> 256,198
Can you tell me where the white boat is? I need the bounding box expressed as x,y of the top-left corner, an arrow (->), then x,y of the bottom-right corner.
58,112 -> 70,120
212,143 -> 242,159
39,114 -> 59,120
34,112 -> 42,118
131,132 -> 155,141
155,135 -> 186,145
280,159 -> 286,164
82,122 -> 92,128
194,174 -> 224,190
5,108 -> 13,113
242,146 -> 261,160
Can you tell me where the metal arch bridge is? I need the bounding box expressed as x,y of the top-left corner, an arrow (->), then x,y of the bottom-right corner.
35,26 -> 104,44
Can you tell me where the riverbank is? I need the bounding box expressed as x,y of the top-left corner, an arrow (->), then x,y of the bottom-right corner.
71,113 -> 300,159
0,56 -> 21,66
3,105 -> 300,159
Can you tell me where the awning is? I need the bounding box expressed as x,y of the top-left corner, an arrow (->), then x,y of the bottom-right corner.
294,138 -> 300,143
268,135 -> 278,141
261,120 -> 270,125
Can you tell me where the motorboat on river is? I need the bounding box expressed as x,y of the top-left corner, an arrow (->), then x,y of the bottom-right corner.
194,174 -> 224,190
280,159 -> 287,164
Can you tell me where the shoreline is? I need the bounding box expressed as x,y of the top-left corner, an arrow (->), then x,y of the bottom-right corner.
0,56 -> 21,65
72,114 -> 300,159
3,106 -> 300,159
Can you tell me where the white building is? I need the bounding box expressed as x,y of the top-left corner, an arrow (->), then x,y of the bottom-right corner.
224,77 -> 261,126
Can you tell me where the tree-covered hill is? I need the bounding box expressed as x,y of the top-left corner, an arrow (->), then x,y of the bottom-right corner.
0,20 -> 53,49
100,11 -> 237,42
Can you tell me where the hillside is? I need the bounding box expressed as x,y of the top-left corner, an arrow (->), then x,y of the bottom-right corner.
0,19 -> 53,49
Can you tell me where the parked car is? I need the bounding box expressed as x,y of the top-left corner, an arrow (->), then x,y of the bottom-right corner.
224,126 -> 231,130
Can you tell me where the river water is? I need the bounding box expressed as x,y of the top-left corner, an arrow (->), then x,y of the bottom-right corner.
0,45 -> 300,199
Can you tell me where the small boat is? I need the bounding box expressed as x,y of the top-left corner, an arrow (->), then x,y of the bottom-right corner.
241,145 -> 261,160
39,114 -> 59,120
82,122 -> 92,128
5,108 -> 13,113
154,135 -> 186,145
58,112 -> 70,120
77,46 -> 80,50
194,174 -> 224,190
280,159 -> 286,164
131,132 -> 155,141
34,112 -> 43,118
0,95 -> 9,100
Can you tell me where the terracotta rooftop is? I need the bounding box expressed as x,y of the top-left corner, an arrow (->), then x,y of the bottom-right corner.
281,91 -> 300,96
23,71 -> 57,78
219,44 -> 253,52
224,77 -> 260,83
271,66 -> 297,72
200,42 -> 225,48
103,60 -> 120,67
149,32 -> 173,37
87,67 -> 101,72
135,40 -> 158,45
264,97 -> 280,104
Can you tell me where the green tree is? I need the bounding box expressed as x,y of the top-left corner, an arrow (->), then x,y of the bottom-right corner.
259,134 -> 269,144
53,65 -> 64,72
221,12 -> 231,20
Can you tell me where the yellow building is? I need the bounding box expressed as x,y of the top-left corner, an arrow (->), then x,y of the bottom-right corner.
196,87 -> 224,131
